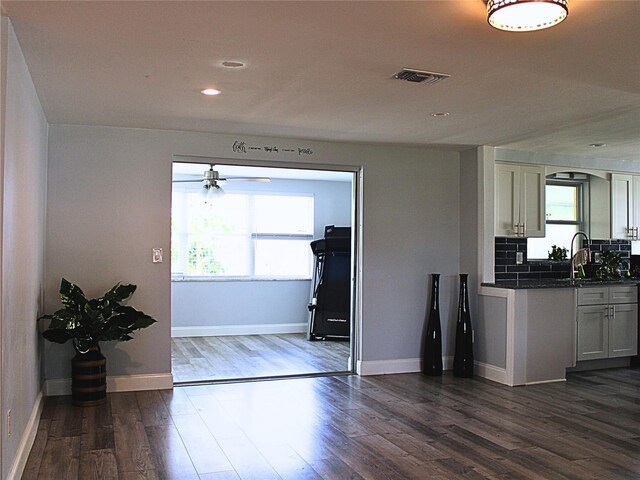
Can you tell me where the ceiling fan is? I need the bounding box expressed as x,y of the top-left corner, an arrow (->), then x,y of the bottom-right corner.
172,164 -> 270,200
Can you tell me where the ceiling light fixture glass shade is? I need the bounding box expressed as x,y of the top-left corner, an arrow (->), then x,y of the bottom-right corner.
487,0 -> 568,32
200,182 -> 224,202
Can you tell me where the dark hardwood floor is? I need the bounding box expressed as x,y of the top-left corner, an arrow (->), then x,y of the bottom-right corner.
23,368 -> 640,479
172,334 -> 351,383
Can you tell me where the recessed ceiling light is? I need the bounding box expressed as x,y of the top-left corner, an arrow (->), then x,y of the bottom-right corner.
221,61 -> 245,68
431,112 -> 450,117
200,88 -> 221,96
589,143 -> 607,148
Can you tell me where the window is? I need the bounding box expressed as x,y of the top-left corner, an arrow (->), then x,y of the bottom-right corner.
527,182 -> 583,259
172,192 -> 314,279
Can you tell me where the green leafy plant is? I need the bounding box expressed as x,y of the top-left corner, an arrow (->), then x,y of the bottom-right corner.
42,278 -> 156,354
595,250 -> 629,280
548,245 -> 568,261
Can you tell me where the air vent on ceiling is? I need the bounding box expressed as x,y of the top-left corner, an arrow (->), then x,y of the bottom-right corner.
393,68 -> 450,85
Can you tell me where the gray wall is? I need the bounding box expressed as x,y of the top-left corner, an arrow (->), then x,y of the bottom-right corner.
45,124 -> 461,379
1,18 -> 48,479
459,148 -> 480,355
171,178 -> 352,330
172,280 -> 311,330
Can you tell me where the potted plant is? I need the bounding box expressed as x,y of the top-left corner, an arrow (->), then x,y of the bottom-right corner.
548,245 -> 568,261
595,250 -> 629,280
42,278 -> 156,406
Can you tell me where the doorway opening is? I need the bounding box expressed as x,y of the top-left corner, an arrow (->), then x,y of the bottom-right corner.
170,160 -> 358,383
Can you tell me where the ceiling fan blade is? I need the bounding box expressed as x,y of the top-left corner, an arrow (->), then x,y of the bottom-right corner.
172,179 -> 204,183
220,177 -> 271,183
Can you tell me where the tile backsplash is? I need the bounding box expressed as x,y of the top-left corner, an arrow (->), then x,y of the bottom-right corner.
494,237 -> 631,283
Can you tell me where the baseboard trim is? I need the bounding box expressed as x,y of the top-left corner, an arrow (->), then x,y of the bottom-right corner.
171,323 -> 307,337
475,361 -> 508,385
356,356 -> 456,376
357,358 -> 421,376
525,378 -> 566,386
45,373 -> 174,397
7,389 -> 44,480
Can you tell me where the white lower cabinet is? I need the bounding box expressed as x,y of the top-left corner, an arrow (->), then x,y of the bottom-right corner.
576,286 -> 638,361
609,303 -> 638,357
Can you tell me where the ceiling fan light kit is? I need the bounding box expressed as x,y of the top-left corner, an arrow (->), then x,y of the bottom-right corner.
201,182 -> 225,201
487,0 -> 569,32
172,164 -> 271,185
173,164 -> 272,203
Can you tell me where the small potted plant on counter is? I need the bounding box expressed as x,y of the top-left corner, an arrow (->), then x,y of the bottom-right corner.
548,245 -> 568,261
41,278 -> 156,406
595,250 -> 629,280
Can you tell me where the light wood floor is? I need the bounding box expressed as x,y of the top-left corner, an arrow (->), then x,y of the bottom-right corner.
172,334 -> 352,383
23,368 -> 640,479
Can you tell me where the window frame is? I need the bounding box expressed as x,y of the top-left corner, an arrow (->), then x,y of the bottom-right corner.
171,190 -> 315,281
545,179 -> 584,227
527,179 -> 588,260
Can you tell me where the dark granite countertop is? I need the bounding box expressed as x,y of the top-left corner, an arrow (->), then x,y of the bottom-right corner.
482,279 -> 640,290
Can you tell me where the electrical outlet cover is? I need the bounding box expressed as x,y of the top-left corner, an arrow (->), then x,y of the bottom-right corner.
516,251 -> 524,265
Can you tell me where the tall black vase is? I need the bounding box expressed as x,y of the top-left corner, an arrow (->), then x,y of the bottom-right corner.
453,274 -> 474,378
422,273 -> 443,376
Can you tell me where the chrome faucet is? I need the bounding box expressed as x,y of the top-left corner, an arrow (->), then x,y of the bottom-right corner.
569,231 -> 590,280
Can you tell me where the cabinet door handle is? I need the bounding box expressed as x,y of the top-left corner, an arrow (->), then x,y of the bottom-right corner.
604,306 -> 609,319
611,305 -> 615,319
514,223 -> 524,237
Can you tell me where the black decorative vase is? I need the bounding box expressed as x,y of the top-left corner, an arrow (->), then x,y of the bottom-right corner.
422,274 -> 443,376
71,346 -> 107,406
453,274 -> 474,378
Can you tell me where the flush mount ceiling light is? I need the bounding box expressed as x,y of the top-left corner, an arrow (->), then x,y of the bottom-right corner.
200,88 -> 221,96
487,0 -> 568,32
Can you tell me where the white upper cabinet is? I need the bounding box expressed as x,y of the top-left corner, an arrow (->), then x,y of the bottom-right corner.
495,163 -> 545,237
610,173 -> 640,240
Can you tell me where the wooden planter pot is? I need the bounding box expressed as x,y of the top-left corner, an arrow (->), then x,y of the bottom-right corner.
71,346 -> 107,406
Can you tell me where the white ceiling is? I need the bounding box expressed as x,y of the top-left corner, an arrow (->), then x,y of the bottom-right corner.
4,1 -> 640,163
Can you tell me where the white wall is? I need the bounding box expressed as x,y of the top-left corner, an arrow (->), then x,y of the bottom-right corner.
45,124 -> 461,380
171,178 -> 352,333
1,18 -> 48,479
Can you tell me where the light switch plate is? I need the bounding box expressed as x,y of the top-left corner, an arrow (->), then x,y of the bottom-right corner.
152,248 -> 163,263
515,251 -> 524,265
